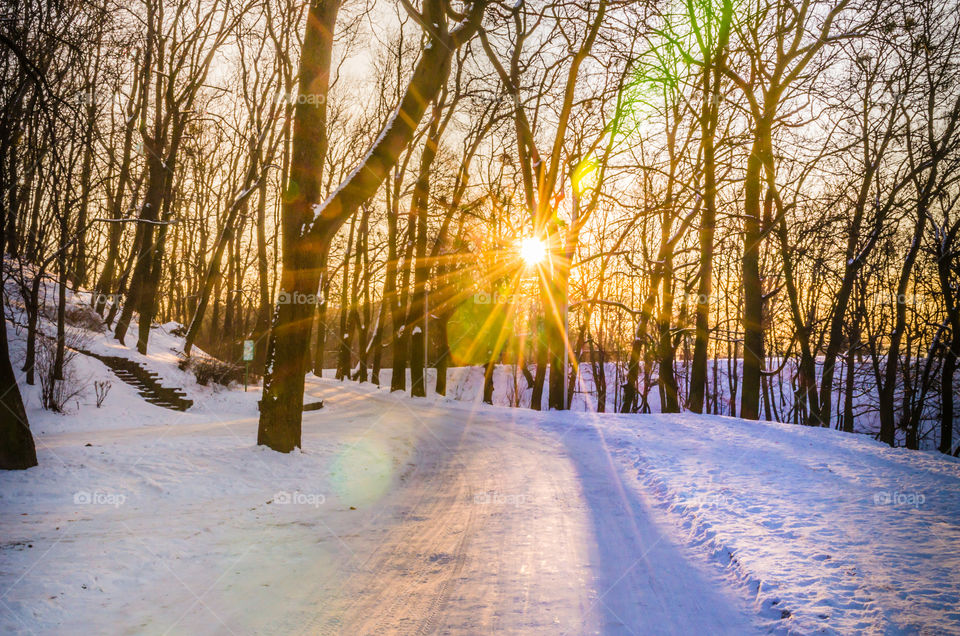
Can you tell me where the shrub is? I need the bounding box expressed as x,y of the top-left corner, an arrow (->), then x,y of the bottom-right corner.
179,355 -> 245,387
36,329 -> 89,413
94,380 -> 111,408
64,305 -> 105,332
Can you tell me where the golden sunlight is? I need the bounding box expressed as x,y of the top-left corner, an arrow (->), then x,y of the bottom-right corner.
518,236 -> 547,267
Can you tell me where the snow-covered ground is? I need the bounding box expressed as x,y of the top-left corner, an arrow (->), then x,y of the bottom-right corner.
3,366 -> 959,633
2,287 -> 959,634
544,410 -> 960,634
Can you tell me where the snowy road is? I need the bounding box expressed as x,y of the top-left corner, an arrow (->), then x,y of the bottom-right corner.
264,380 -> 760,635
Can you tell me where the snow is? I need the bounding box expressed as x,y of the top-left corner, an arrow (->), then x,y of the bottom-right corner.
2,286 -> 959,633
0,377 -> 757,634
541,410 -> 960,634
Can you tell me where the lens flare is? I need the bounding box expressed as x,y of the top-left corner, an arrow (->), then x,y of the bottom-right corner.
519,236 -> 547,267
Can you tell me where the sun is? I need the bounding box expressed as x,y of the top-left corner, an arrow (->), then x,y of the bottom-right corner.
519,236 -> 547,267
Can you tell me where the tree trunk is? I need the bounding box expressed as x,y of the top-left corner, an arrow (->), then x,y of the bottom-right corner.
878,212 -> 926,445
0,285 -> 37,470
689,84 -> 715,415
257,0 -> 340,451
312,255 -> 329,376
54,202 -> 68,380
335,215 -> 356,380
843,326 -> 857,433
740,129 -> 767,421
258,2 -> 481,451
941,345 -> 956,454
254,176 -> 272,372
410,112 -> 441,398
545,275 -> 566,411
937,226 -> 959,454
435,313 -> 450,396
391,209 -> 417,392
531,322 -> 547,410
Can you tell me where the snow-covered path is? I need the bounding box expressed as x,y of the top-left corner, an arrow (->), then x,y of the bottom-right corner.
1,378 -> 760,635
288,380 -> 759,635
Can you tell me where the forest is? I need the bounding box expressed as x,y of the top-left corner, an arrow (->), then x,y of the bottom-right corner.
2,0 -> 959,465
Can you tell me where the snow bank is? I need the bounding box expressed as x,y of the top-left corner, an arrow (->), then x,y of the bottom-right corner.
538,410 -> 960,634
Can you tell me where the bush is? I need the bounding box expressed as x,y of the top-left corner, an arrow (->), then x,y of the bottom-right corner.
94,380 -> 111,408
64,305 -> 105,332
36,329 -> 89,413
179,355 -> 245,387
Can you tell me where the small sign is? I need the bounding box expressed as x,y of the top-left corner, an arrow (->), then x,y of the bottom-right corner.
242,340 -> 255,361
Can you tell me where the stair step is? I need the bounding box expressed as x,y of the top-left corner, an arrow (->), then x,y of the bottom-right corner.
72,347 -> 196,413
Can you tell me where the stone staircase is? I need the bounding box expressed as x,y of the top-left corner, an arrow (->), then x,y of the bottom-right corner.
80,350 -> 194,412
6,316 -> 195,413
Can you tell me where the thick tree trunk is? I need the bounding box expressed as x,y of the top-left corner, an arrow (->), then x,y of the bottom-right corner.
545,275 -> 566,411
0,288 -> 36,470
689,6 -> 730,413
258,2 -> 482,451
136,122 -> 183,355
257,0 -> 340,452
114,156 -> 162,347
483,359 -> 496,404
